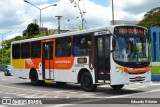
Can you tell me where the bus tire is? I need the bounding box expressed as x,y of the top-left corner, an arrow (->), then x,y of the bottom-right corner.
30,70 -> 39,86
110,85 -> 124,90
81,72 -> 97,92
4,71 -> 8,76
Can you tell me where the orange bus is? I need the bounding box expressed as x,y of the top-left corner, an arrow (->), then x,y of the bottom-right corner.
11,25 -> 151,91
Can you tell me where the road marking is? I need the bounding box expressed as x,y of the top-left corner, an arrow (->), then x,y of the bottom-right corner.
15,93 -> 30,97
0,85 -> 62,95
45,88 -> 160,107
152,83 -> 160,86
0,105 -> 8,107
25,94 -> 40,98
0,83 -> 160,98
54,91 -> 66,93
147,89 -> 160,93
0,79 -> 8,81
68,92 -> 77,94
125,88 -> 137,90
80,93 -> 95,96
47,104 -> 74,107
53,96 -> 59,98
0,84 -> 91,98
2,96 -> 13,98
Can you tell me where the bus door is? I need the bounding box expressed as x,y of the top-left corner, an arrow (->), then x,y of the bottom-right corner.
95,35 -> 110,83
42,42 -> 54,79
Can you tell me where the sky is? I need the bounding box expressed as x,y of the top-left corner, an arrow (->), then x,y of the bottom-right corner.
0,0 -> 160,41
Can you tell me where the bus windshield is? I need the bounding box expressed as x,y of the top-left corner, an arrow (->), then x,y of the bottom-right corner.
113,36 -> 149,63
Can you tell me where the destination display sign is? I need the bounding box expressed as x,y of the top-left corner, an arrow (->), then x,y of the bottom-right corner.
114,26 -> 145,35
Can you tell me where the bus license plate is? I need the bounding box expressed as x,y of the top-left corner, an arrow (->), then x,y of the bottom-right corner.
135,76 -> 142,81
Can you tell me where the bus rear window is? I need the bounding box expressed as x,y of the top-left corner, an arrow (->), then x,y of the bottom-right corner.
12,44 -> 20,59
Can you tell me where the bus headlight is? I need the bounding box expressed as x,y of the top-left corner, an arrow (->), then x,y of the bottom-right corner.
116,67 -> 120,72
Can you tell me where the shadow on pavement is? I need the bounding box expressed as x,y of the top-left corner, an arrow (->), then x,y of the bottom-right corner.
9,82 -> 143,95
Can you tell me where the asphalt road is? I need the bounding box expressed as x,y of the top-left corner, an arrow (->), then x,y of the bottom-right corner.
0,72 -> 160,107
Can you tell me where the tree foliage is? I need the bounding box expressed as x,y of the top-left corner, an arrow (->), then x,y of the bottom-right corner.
0,35 -> 28,64
27,23 -> 39,37
138,7 -> 160,30
1,31 -> 47,65
0,21 -> 50,65
3,36 -> 27,49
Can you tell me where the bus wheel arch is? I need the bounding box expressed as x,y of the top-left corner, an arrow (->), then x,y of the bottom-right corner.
78,68 -> 97,92
29,68 -> 44,86
78,68 -> 89,83
29,68 -> 37,79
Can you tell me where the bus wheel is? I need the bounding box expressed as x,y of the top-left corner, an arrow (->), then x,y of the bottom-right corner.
81,72 -> 97,92
110,85 -> 124,90
30,70 -> 39,86
4,71 -> 8,76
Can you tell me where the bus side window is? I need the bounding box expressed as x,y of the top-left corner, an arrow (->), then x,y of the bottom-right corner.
56,37 -> 71,57
31,41 -> 41,58
12,44 -> 20,59
21,42 -> 30,59
73,35 -> 92,56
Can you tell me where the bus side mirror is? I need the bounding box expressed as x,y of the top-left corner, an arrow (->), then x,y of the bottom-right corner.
110,34 -> 116,53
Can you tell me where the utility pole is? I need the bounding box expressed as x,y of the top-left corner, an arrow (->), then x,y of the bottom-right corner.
55,16 -> 63,34
112,0 -> 114,25
24,0 -> 57,33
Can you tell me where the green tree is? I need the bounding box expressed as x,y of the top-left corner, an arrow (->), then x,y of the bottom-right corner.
138,7 -> 160,31
27,23 -> 39,37
3,35 -> 27,49
1,35 -> 28,65
1,26 -> 48,65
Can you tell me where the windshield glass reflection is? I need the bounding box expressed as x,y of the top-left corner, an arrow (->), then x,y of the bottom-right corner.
113,36 -> 149,62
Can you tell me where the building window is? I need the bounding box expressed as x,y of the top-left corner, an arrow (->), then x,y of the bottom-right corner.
31,41 -> 41,58
12,44 -> 20,59
56,37 -> 71,57
73,34 -> 92,56
21,42 -> 30,58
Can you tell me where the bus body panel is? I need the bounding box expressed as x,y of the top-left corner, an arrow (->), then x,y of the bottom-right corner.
12,57 -> 95,84
110,62 -> 151,85
11,25 -> 151,89
109,25 -> 151,85
12,69 -> 30,79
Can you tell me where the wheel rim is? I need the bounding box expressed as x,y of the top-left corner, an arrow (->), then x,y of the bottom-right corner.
83,77 -> 91,88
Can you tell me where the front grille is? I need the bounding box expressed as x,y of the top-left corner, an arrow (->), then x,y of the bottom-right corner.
130,77 -> 145,82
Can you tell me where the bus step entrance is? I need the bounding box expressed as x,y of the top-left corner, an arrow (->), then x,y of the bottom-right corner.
98,71 -> 110,81
44,79 -> 54,83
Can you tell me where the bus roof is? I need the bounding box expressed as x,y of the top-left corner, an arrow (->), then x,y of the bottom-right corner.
11,25 -> 147,44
